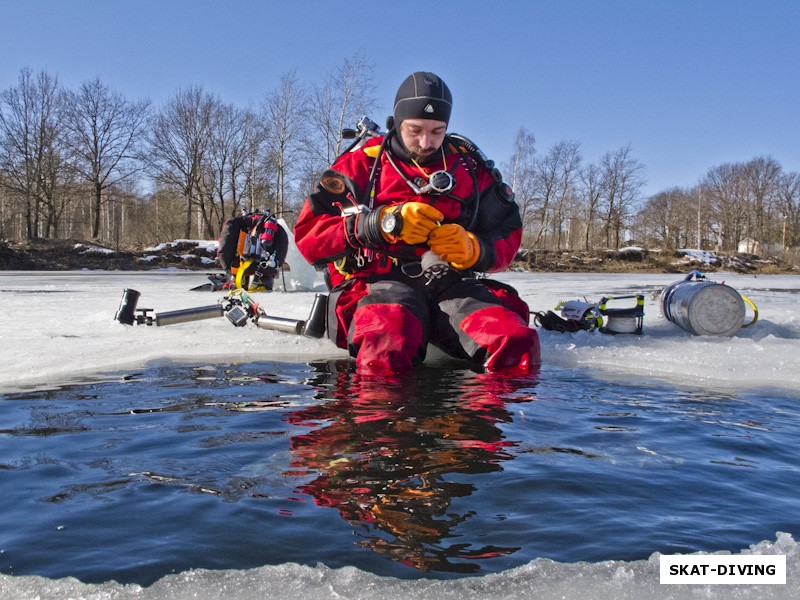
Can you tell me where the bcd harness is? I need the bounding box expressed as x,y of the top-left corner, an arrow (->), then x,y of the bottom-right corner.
220,209 -> 287,290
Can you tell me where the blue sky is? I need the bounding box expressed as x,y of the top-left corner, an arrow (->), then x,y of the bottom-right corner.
2,0 -> 798,197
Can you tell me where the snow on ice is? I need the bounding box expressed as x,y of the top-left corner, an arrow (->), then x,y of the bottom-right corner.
1,268 -> 798,395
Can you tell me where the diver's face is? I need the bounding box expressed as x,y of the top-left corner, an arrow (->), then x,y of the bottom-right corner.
399,119 -> 447,159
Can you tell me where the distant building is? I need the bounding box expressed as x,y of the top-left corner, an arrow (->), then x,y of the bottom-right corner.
738,238 -> 759,254
737,238 -> 784,255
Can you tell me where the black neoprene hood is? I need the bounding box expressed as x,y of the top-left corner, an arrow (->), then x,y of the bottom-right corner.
393,72 -> 452,127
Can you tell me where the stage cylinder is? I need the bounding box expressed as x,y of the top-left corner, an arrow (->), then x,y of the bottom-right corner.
660,273 -> 745,337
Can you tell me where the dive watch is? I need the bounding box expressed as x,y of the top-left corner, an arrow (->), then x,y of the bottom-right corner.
380,209 -> 403,237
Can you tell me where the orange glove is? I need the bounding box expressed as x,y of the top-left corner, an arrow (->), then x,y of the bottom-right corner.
387,202 -> 443,245
427,223 -> 481,269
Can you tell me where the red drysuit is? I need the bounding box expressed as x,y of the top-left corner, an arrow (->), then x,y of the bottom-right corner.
294,133 -> 540,374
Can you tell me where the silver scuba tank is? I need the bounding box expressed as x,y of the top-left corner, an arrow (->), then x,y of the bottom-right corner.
659,271 -> 745,337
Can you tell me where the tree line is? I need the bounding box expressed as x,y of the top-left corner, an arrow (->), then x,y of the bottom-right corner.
0,55 -> 375,248
505,131 -> 799,258
2,59 -> 797,260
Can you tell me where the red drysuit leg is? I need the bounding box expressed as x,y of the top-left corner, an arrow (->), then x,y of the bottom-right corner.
351,303 -> 425,374
459,305 -> 541,372
346,280 -> 429,374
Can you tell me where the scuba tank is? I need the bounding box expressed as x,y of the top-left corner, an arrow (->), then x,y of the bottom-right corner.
660,271 -> 756,336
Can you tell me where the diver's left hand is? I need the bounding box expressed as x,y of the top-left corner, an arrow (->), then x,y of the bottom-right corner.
427,224 -> 481,269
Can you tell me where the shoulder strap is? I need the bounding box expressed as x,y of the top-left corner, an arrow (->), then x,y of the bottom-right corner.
363,132 -> 393,208
446,133 -> 503,183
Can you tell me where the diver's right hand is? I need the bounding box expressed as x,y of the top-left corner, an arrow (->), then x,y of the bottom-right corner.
383,202 -> 444,245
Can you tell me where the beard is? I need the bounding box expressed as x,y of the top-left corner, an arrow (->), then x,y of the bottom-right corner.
408,144 -> 439,162
390,130 -> 443,166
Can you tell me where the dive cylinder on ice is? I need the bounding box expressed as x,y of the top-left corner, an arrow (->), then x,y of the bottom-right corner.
660,271 -> 746,337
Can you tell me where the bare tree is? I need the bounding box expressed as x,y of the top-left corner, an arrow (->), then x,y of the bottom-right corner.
635,187 -> 702,249
577,162 -> 603,250
776,171 -> 799,249
235,109 -> 268,218
199,102 -> 265,232
530,140 -> 582,249
147,86 -> 215,238
743,156 -> 783,250
503,127 -> 537,246
703,162 -> 751,252
0,180 -> 11,237
306,53 -> 378,171
262,69 -> 308,217
548,141 -> 582,249
0,68 -> 70,238
597,144 -> 645,249
62,77 -> 151,240
138,186 -> 186,245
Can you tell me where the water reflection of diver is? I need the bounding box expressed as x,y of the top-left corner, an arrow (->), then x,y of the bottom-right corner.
284,360 -> 537,573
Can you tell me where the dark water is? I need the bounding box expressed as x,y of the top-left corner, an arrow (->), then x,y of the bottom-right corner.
0,360 -> 798,585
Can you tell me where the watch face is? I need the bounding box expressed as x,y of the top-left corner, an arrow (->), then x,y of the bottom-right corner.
381,212 -> 398,234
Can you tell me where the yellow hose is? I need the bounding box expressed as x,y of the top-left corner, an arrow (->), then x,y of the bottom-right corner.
235,259 -> 253,289
741,294 -> 759,328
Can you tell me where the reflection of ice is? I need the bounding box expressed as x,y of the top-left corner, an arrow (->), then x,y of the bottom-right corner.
636,445 -> 685,465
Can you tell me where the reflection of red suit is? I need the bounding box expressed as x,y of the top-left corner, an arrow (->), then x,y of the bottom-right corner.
294,135 -> 540,374
285,362 -> 537,572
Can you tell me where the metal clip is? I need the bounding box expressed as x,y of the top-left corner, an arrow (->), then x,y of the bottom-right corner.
401,250 -> 450,285
355,253 -> 365,268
